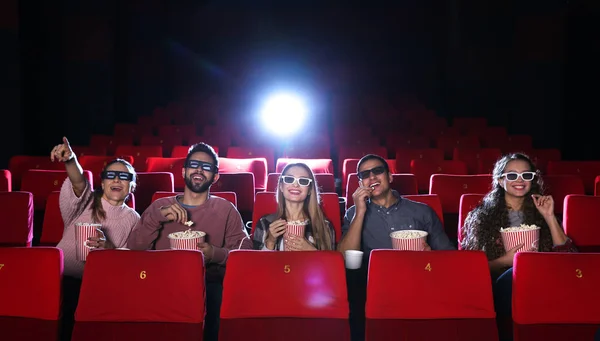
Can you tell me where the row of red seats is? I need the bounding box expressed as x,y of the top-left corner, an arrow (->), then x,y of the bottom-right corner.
2,248 -> 599,341
9,152 -> 600,195
2,186 -> 600,254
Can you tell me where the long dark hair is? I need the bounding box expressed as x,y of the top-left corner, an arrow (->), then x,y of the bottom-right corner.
276,163 -> 333,250
71,159 -> 136,223
461,153 -> 553,260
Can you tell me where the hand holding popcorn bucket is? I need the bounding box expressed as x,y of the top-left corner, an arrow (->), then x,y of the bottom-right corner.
168,229 -> 206,250
284,220 -> 309,251
390,230 -> 429,251
75,223 -> 103,261
501,224 -> 541,253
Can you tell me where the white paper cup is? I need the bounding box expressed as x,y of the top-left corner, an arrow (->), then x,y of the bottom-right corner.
344,250 -> 364,269
390,230 -> 429,251
168,230 -> 206,250
75,223 -> 102,261
501,227 -> 540,253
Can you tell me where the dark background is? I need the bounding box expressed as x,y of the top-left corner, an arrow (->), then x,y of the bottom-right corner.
1,0 -> 598,167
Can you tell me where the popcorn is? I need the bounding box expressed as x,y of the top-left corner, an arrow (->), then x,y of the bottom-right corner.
286,219 -> 309,225
390,230 -> 428,239
500,224 -> 540,233
168,229 -> 205,239
184,220 -> 194,227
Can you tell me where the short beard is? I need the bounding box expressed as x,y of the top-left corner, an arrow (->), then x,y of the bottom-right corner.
185,174 -> 214,194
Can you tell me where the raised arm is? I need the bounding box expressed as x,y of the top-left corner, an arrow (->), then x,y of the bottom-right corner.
50,137 -> 86,197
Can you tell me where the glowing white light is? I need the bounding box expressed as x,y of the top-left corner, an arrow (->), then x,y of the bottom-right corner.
261,94 -> 307,136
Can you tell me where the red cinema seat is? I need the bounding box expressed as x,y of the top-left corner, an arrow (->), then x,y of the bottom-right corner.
133,172 -> 174,214
157,125 -> 197,145
321,192 -> 342,243
9,155 -> 64,191
211,172 -> 255,222
429,174 -> 492,240
0,247 -> 63,341
0,192 -> 34,247
227,146 -> 276,173
410,159 -> 468,194
139,135 -> 183,157
219,157 -> 268,191
145,157 -> 186,191
366,250 -> 497,341
395,148 -> 444,174
452,148 -> 502,175
40,191 -> 63,246
0,169 -> 11,191
543,175 -> 585,215
20,170 -> 93,211
513,252 -> 600,341
219,250 -> 350,341
115,146 -> 163,172
547,161 -> 600,195
251,192 -> 278,236
89,135 -> 134,155
401,194 -> 445,225
72,250 -> 205,341
563,195 -> 600,252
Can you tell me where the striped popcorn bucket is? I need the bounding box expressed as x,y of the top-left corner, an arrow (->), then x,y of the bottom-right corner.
168,235 -> 205,250
501,228 -> 540,253
390,230 -> 429,251
283,224 -> 307,251
74,223 -> 102,262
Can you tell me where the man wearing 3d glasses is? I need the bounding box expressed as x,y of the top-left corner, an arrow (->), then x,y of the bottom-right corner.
127,142 -> 252,341
338,154 -> 455,258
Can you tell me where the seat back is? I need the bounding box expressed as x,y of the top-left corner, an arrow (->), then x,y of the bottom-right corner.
402,194 -> 444,225
219,250 -> 350,341
219,157 -> 268,191
145,157 -> 186,191
40,191 -> 64,246
0,169 -> 11,191
20,170 -> 94,211
366,250 -> 497,341
9,155 -> 64,191
543,175 -> 585,215
72,250 -> 205,341
211,173 -> 255,222
0,247 -> 63,341
251,192 -> 278,235
227,146 -> 276,172
513,252 -> 600,341
133,172 -> 175,213
0,192 -> 34,247
345,173 -> 418,209
547,161 -> 600,195
563,195 -> 600,252
410,159 -> 468,193
114,145 -> 163,171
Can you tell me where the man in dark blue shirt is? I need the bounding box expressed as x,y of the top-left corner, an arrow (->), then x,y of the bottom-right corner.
338,154 -> 455,257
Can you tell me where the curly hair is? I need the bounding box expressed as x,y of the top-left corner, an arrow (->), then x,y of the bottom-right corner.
461,153 -> 554,260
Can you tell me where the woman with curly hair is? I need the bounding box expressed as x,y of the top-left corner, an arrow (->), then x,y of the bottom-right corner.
461,152 -> 577,340
461,152 -> 577,273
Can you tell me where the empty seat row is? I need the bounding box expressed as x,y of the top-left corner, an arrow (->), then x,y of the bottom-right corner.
2,248 -> 599,341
